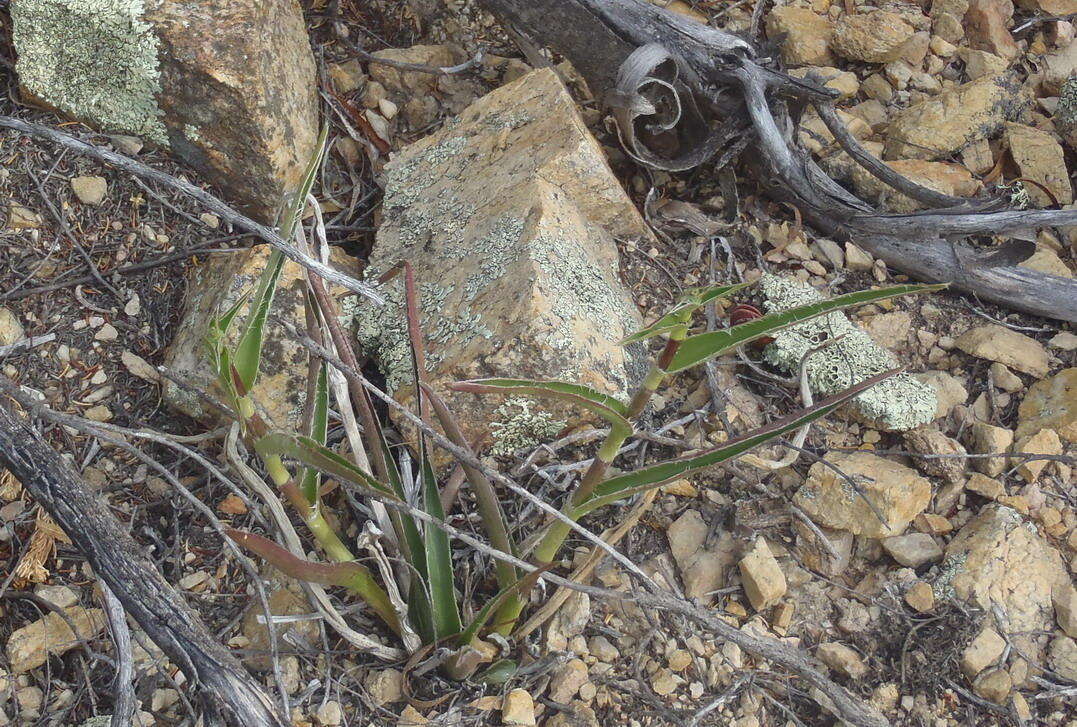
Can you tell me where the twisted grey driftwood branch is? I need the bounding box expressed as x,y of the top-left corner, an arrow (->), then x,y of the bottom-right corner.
481,0 -> 1077,322
0,396 -> 289,727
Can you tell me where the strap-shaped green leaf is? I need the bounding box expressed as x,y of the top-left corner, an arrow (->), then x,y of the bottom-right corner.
665,283 -> 945,373
454,564 -> 550,647
233,125 -> 329,391
452,378 -> 632,438
577,367 -> 903,515
254,432 -> 397,499
420,441 -> 462,640
619,281 -> 753,345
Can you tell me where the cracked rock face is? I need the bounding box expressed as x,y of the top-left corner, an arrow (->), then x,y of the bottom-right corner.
11,0 -> 318,222
793,451 -> 932,537
937,505 -> 1070,656
351,68 -> 648,457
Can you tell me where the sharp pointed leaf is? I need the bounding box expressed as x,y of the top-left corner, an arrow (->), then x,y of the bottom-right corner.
665,283 -> 945,373
578,368 -> 903,515
420,441 -> 462,639
620,281 -> 753,345
451,379 -> 631,438
255,432 -> 397,499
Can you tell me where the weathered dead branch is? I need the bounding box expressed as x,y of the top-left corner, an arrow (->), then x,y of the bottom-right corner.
481,0 -> 1077,322
0,395 -> 289,727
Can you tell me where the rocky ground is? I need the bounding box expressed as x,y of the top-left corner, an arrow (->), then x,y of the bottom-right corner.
0,0 -> 1076,726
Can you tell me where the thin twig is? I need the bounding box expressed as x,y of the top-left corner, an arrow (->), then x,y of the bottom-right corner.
0,115 -> 383,304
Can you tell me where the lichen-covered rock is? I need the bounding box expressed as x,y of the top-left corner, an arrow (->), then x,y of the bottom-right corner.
1016,368 -> 1077,443
793,451 -> 932,537
884,74 -> 1026,160
11,0 -> 318,222
831,11 -> 915,63
765,7 -> 835,66
759,274 -> 937,431
162,245 -> 360,429
351,69 -> 647,456
937,505 -> 1070,657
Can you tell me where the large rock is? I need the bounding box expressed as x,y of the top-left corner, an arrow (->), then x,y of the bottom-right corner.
163,245 -> 360,429
831,11 -> 915,63
11,0 -> 318,222
793,451 -> 932,538
937,505 -> 1070,656
884,74 -> 1026,160
1005,123 -> 1074,207
954,324 -> 1049,378
765,7 -> 835,66
352,69 -> 647,454
1016,368 -> 1077,443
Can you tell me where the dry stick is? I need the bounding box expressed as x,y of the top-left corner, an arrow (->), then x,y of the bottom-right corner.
0,115 -> 383,304
514,487 -> 658,641
811,101 -> 994,211
343,39 -> 485,75
101,584 -> 137,727
280,330 -> 888,727
0,396 -> 289,727
0,240 -> 251,303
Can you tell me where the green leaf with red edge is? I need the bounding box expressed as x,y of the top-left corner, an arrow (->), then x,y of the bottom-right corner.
619,281 -> 753,345
576,368 -> 904,516
665,283 -> 945,373
254,432 -> 398,499
451,379 -> 632,439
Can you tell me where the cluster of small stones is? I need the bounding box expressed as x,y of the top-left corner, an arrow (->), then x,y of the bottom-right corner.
759,274 -> 936,430
490,397 -> 565,456
11,0 -> 168,143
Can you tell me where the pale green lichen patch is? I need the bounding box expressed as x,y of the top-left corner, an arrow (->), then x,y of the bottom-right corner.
490,397 -> 565,456
12,0 -> 168,144
760,274 -> 936,431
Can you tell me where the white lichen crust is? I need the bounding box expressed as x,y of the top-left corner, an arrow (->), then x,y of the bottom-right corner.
11,0 -> 167,143
759,274 -> 936,431
490,398 -> 565,456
